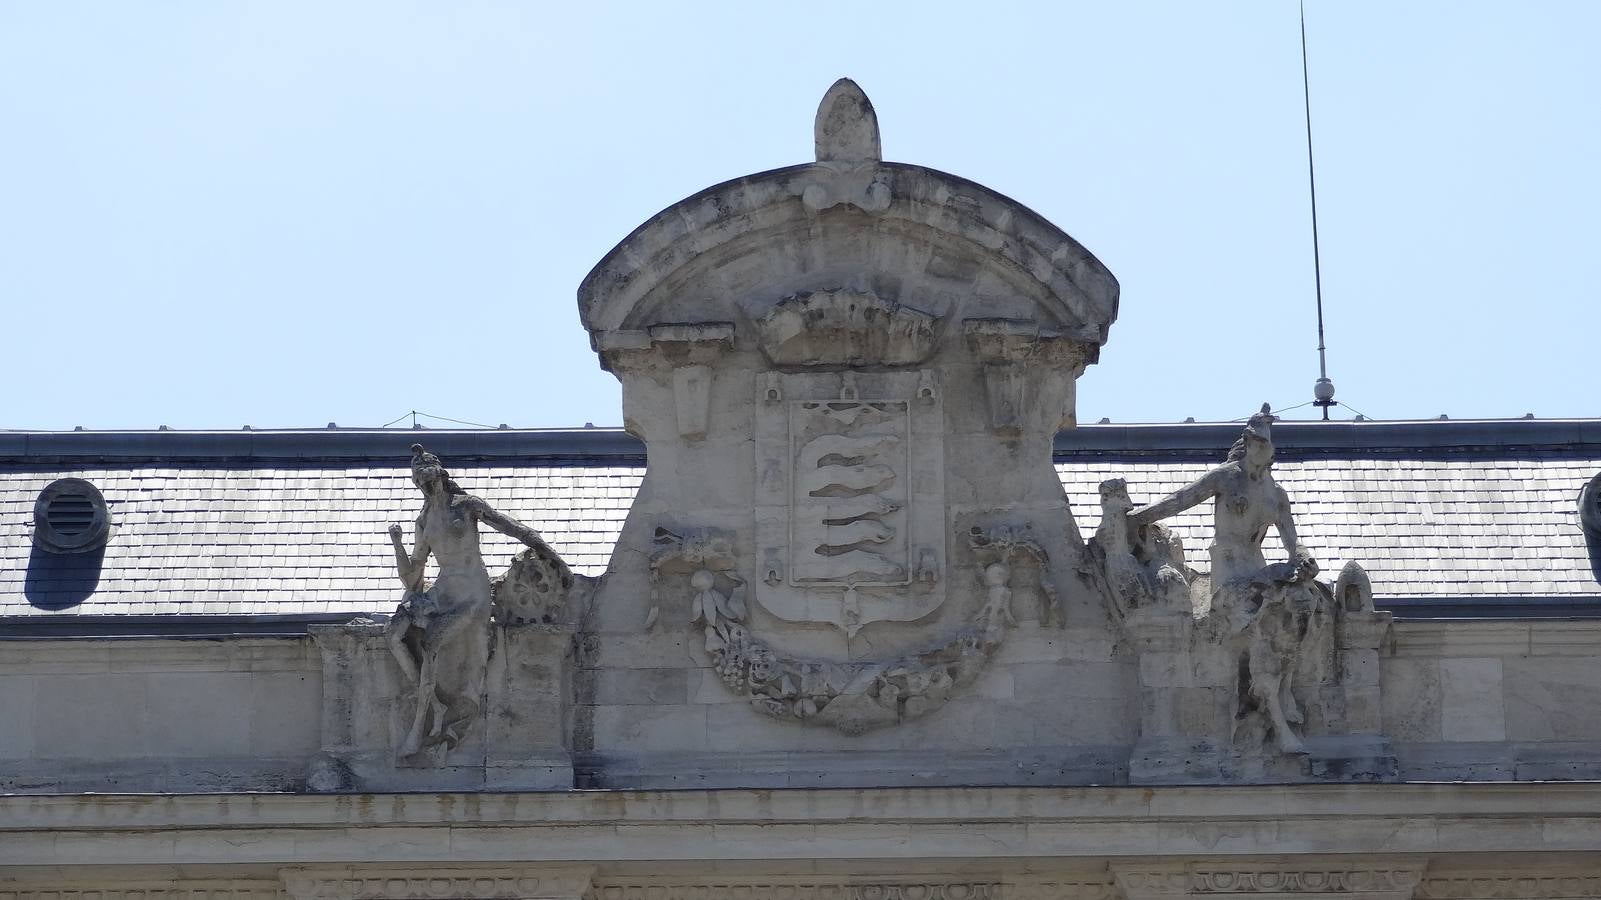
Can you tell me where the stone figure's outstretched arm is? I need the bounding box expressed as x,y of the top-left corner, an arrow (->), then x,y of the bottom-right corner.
468,496 -> 559,554
1274,486 -> 1319,577
388,523 -> 429,593
1128,467 -> 1226,528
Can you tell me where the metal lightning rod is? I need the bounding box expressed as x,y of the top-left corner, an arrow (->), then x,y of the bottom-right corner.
1302,1 -> 1336,420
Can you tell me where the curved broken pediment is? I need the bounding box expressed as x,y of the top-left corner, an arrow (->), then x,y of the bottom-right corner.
577,83 -> 1119,365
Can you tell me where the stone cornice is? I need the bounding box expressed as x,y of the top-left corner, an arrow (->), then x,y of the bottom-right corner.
1391,620 -> 1601,657
7,868 -> 1601,900
4,418 -> 1595,464
3,784 -> 1600,868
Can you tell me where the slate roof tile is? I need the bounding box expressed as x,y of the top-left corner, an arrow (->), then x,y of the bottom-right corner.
2,453 -> 1598,617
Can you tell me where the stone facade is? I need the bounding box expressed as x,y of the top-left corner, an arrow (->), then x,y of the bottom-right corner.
3,80 -> 1600,894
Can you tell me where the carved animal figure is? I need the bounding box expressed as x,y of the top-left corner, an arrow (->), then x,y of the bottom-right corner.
1234,572 -> 1327,755
1092,479 -> 1148,617
1083,479 -> 1196,619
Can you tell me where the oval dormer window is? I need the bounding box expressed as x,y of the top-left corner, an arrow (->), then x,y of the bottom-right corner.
33,478 -> 111,553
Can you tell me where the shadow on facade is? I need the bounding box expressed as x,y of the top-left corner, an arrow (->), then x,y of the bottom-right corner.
24,544 -> 105,610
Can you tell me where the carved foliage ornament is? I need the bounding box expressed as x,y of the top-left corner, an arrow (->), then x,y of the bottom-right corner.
283,867 -> 597,900
656,523 -> 1012,735
1415,874 -> 1601,900
589,878 -> 1119,900
756,290 -> 940,368
1115,865 -> 1426,898
0,887 -> 282,900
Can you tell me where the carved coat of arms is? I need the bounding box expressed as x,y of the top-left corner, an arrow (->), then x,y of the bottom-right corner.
754,372 -> 945,637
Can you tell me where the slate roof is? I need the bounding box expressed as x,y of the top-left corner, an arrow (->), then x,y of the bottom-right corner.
2,421 -> 1598,623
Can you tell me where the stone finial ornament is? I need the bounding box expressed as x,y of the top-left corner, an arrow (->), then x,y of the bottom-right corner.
1333,560 -> 1374,614
815,77 -> 881,163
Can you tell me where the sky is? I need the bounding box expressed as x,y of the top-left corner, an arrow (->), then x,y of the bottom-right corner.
1,1 -> 1596,431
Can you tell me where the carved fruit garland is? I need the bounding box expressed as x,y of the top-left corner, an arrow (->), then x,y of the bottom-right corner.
651,523 -> 1051,734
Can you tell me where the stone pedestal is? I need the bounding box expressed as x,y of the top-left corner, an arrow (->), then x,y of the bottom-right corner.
1126,604 -> 1399,785
1126,607 -> 1227,783
1339,611 -> 1394,735
308,621 -> 574,792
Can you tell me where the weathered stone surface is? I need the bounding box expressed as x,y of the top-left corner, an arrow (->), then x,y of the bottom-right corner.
1440,658 -> 1508,742
757,290 -> 938,367
1381,658 -> 1443,742
814,78 -> 881,163
5,784 -> 1601,869
383,444 -> 575,764
309,621 -> 574,791
1098,407 -> 1398,781
5,75 -> 1601,818
574,79 -> 1119,759
0,639 -> 321,793
1504,657 -> 1601,741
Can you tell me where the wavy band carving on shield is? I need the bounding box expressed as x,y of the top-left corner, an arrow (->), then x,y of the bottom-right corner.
754,372 -> 946,637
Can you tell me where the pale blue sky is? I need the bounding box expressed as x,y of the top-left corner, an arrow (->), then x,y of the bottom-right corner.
2,1 -> 1596,430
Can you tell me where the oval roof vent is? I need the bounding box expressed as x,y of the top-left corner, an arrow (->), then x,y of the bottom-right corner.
1583,472 -> 1601,538
33,478 -> 111,553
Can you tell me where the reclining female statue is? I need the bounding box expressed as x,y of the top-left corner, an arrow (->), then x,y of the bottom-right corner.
386,443 -> 561,758
1126,404 -> 1326,754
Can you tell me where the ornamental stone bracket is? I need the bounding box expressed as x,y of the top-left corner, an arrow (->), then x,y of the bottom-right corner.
596,322 -> 734,440
281,867 -> 598,900
1113,862 -> 1427,900
963,318 -> 1095,433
